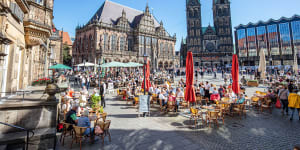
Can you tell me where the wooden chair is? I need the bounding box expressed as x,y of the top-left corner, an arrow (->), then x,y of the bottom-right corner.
233,104 -> 246,119
261,99 -> 273,113
71,126 -> 89,150
133,97 -> 139,106
221,103 -> 231,115
206,111 -> 219,128
216,109 -> 225,125
152,94 -> 158,105
180,99 -> 189,109
189,107 -> 202,127
166,101 -> 176,112
97,112 -> 107,122
196,96 -> 202,106
94,120 -> 112,144
251,96 -> 260,109
159,99 -> 165,112
60,122 -> 73,146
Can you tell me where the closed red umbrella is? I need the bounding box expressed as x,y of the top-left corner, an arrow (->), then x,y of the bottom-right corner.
185,51 -> 196,103
231,54 -> 240,94
142,60 -> 151,91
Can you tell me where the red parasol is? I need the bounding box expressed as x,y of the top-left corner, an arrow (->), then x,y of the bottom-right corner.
231,54 -> 240,94
185,51 -> 196,103
142,60 -> 151,91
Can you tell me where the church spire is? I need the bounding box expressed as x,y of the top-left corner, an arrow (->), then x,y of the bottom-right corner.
122,9 -> 126,18
145,3 -> 150,15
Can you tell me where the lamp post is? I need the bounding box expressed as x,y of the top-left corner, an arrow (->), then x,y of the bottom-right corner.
173,56 -> 175,80
98,58 -> 102,90
72,58 -> 74,71
143,54 -> 148,95
83,59 -> 86,72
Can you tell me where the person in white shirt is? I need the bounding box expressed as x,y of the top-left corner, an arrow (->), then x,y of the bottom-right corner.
165,81 -> 169,91
204,81 -> 211,100
148,86 -> 154,95
159,90 -> 167,106
62,99 -> 71,113
155,87 -> 161,95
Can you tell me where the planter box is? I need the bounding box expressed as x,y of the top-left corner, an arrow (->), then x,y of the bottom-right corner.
247,81 -> 259,87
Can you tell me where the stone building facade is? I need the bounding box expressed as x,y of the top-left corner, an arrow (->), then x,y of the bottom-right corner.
73,1 -> 176,71
0,0 -> 54,96
180,0 -> 233,67
49,27 -> 62,64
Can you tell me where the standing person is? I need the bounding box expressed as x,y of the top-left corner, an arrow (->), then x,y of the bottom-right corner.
81,74 -> 86,88
99,80 -> 106,108
204,81 -> 211,101
288,90 -> 300,121
86,75 -> 90,90
278,86 -> 290,115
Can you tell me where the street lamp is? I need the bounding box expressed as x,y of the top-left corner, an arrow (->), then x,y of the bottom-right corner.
173,56 -> 175,80
72,58 -> 74,71
143,54 -> 148,95
83,59 -> 86,72
98,58 -> 102,90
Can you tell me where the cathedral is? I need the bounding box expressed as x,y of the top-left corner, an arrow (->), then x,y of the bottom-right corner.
180,0 -> 233,68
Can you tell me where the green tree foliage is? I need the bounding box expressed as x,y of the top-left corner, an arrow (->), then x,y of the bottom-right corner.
63,44 -> 72,66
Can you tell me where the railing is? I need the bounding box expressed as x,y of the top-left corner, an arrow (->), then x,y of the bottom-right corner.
0,90 -> 46,101
0,122 -> 34,150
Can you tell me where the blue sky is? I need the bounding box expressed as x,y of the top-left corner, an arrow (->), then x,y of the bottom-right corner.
53,0 -> 300,51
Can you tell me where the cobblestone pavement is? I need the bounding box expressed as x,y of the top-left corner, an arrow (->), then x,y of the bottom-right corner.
57,74 -> 300,150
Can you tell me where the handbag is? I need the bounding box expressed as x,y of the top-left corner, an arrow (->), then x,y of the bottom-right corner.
275,99 -> 281,109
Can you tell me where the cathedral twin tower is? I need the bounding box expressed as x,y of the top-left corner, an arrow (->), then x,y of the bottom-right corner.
182,0 -> 233,67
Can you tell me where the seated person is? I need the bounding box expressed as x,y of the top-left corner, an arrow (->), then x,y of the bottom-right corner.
62,99 -> 72,113
67,86 -> 74,97
159,90 -> 167,106
168,92 -> 176,102
81,86 -> 89,97
212,87 -> 219,94
65,105 -> 79,129
265,89 -> 276,103
230,93 -> 245,112
236,93 -> 246,104
149,85 -> 154,95
77,109 -> 94,137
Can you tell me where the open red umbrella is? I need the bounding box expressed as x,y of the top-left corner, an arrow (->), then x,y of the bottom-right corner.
231,54 -> 240,94
185,51 -> 196,103
142,60 -> 151,91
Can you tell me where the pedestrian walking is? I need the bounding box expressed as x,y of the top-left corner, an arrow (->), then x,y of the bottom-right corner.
86,75 -> 90,90
278,86 -> 290,115
288,90 -> 300,121
99,80 -> 106,108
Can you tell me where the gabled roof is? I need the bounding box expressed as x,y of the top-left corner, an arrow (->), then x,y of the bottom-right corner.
88,0 -> 160,28
59,31 -> 72,46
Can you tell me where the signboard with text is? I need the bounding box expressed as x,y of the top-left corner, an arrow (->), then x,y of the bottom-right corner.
139,95 -> 150,113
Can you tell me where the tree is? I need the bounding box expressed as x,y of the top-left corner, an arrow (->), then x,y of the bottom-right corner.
63,44 -> 72,66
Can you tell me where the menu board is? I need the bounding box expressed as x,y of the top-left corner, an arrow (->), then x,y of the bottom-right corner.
139,95 -> 150,113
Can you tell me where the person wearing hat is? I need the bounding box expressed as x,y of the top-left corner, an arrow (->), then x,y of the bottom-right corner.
77,109 -> 94,136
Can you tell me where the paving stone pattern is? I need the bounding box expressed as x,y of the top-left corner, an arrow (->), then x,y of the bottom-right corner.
57,74 -> 300,150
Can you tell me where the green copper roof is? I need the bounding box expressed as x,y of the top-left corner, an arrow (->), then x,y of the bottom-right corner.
202,27 -> 215,33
